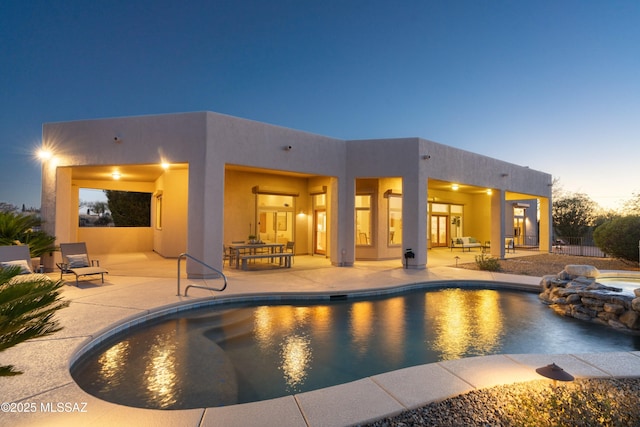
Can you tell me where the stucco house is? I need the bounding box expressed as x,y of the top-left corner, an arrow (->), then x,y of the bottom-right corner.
39,111 -> 552,277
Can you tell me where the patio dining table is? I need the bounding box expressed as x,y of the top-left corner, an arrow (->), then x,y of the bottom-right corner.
228,242 -> 285,269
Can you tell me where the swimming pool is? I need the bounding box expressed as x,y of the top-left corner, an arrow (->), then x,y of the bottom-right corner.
71,285 -> 640,410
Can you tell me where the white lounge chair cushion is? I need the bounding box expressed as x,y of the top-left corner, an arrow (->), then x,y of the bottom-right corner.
67,254 -> 90,268
1,259 -> 33,274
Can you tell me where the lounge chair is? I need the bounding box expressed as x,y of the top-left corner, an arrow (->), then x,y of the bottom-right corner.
0,245 -> 51,284
59,242 -> 108,285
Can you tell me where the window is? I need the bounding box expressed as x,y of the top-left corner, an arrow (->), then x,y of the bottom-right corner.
78,189 -> 152,227
355,195 -> 372,246
256,194 -> 295,243
387,195 -> 402,246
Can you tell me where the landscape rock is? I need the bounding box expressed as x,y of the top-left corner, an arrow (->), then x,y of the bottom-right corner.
539,265 -> 640,333
565,264 -> 600,278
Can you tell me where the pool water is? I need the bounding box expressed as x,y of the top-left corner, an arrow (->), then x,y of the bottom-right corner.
596,277 -> 640,296
71,287 -> 640,409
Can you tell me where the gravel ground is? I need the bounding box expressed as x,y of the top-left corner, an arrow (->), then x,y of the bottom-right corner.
364,378 -> 640,427
364,254 -> 640,427
456,253 -> 639,277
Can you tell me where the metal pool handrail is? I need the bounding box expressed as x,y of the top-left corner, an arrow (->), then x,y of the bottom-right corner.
177,253 -> 228,296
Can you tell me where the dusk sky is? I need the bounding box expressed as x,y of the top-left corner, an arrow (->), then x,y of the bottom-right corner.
1,0 -> 638,210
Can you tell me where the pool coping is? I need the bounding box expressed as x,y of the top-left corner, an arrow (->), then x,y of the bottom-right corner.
4,267 -> 640,427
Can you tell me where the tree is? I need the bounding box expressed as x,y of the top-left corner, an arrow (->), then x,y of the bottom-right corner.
90,201 -> 109,216
104,191 -> 151,227
0,268 -> 68,376
0,203 -> 18,213
593,215 -> 640,263
622,193 -> 640,216
0,212 -> 57,258
552,193 -> 598,238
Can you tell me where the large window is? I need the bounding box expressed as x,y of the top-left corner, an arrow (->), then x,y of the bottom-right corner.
78,188 -> 151,227
387,194 -> 402,246
256,194 -> 294,243
355,195 -> 372,246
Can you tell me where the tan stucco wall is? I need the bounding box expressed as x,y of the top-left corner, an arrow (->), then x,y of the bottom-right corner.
78,228 -> 153,255
153,167 -> 188,257
41,111 -> 553,275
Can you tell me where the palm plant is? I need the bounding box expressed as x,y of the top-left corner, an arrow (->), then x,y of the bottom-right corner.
0,267 -> 68,376
0,212 -> 57,258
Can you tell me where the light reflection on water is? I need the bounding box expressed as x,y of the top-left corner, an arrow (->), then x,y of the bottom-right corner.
426,289 -> 504,359
279,334 -> 312,390
349,301 -> 374,356
143,332 -> 178,408
73,288 -> 640,410
97,341 -> 130,390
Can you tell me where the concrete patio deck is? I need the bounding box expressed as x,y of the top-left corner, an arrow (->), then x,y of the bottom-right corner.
3,249 -> 640,426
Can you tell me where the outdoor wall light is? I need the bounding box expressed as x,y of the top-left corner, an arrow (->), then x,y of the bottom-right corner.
112,171 -> 121,180
114,136 -> 122,143
486,189 -> 492,195
451,184 -> 459,191
422,154 -> 431,160
37,148 -> 53,161
283,145 -> 292,151
161,162 -> 170,170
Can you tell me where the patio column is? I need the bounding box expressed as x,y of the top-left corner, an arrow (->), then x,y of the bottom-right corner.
490,189 -> 506,259
330,176 -> 354,266
539,196 -> 552,252
402,175 -> 427,269
187,158 -> 225,278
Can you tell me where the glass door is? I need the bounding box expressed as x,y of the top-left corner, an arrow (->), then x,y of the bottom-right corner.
314,209 -> 326,255
430,215 -> 449,247
513,217 -> 525,246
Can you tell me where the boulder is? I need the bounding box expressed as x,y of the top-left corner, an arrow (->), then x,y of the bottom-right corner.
539,265 -> 640,333
581,297 -> 604,307
619,310 -> 640,330
564,265 -> 600,278
603,303 -> 625,315
566,294 -> 582,304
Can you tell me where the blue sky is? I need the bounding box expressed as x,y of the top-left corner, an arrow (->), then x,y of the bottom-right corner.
1,0 -> 638,210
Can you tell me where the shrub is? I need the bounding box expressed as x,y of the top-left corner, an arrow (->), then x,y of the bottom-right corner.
475,253 -> 501,271
593,215 -> 640,263
0,267 -> 68,376
0,211 -> 57,258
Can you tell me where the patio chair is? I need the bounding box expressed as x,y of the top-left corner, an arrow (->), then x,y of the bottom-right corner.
0,245 -> 35,274
0,244 -> 51,284
505,239 -> 515,254
59,242 -> 108,286
223,244 -> 234,266
285,241 -> 295,264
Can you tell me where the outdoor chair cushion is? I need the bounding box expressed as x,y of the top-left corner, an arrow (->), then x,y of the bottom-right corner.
67,254 -> 90,268
1,259 -> 33,274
